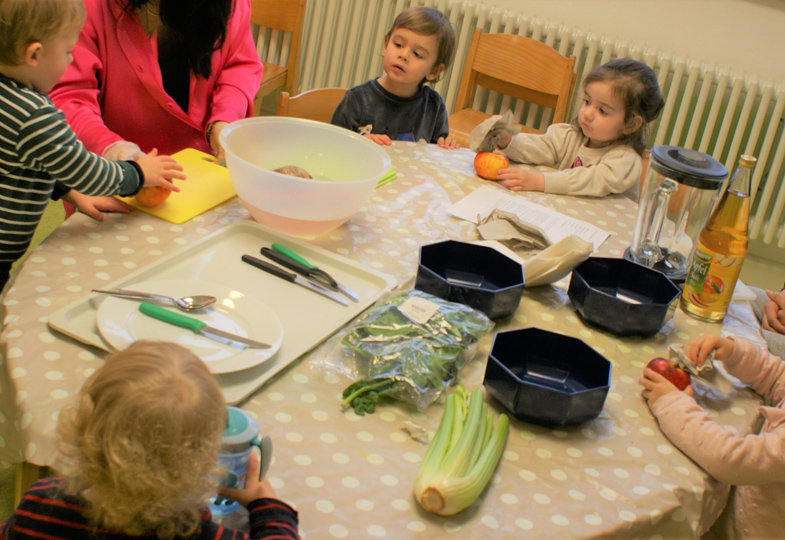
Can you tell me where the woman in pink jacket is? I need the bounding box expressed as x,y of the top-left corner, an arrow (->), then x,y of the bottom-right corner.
50,0 -> 263,218
640,335 -> 785,538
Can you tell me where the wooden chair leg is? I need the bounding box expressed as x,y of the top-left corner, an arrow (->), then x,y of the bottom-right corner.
14,462 -> 45,506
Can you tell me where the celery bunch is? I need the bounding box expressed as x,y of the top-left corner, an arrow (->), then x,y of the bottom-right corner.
413,385 -> 510,516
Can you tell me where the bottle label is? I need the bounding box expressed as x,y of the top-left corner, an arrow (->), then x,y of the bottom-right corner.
683,243 -> 743,314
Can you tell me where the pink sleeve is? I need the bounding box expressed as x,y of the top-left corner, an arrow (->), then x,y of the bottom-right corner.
650,340 -> 785,485
207,0 -> 264,123
50,2 -> 125,155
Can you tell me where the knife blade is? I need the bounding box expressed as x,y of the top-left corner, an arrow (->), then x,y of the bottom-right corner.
241,254 -> 349,306
138,303 -> 271,349
269,243 -> 359,302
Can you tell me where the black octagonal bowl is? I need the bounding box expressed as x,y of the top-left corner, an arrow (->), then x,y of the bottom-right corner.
415,240 -> 525,319
483,327 -> 611,427
568,257 -> 680,337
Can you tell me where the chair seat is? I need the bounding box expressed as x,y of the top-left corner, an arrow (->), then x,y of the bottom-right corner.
260,62 -> 287,94
449,108 -> 543,148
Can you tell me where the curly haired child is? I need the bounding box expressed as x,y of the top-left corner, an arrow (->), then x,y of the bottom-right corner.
331,6 -> 459,149
472,57 -> 665,197
1,341 -> 299,539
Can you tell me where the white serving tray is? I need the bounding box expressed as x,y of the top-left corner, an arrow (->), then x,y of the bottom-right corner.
48,220 -> 397,404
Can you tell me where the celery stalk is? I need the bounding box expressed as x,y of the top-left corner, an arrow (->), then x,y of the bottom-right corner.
413,385 -> 510,516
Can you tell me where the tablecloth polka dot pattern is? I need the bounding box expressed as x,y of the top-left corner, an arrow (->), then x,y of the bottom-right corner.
0,141 -> 765,538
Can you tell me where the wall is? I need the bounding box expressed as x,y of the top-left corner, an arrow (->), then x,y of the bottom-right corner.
492,0 -> 785,86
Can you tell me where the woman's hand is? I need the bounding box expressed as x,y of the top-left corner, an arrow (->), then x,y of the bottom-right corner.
102,141 -> 145,161
762,289 -> 785,335
496,168 -> 545,192
63,191 -> 133,222
207,121 -> 229,163
639,368 -> 693,406
135,149 -> 186,189
218,451 -> 277,507
437,136 -> 461,150
364,133 -> 392,146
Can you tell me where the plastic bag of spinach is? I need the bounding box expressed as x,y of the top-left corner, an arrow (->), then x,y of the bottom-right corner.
340,290 -> 493,415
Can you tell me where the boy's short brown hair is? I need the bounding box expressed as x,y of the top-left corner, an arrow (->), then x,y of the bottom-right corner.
386,6 -> 456,83
0,0 -> 85,65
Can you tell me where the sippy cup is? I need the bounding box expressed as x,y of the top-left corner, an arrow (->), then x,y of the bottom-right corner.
208,406 -> 273,516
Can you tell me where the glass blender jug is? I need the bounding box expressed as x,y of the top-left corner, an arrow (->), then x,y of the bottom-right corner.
627,146 -> 727,281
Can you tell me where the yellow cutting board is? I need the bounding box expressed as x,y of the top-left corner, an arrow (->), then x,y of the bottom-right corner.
119,148 -> 237,224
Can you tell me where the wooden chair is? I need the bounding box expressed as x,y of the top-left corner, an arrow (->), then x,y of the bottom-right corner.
449,29 -> 577,148
250,0 -> 307,115
275,87 -> 347,124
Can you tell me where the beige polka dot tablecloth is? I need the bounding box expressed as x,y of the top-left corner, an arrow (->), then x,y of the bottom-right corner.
0,141 -> 767,538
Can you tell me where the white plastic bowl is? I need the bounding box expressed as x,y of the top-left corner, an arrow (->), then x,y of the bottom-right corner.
220,117 -> 391,238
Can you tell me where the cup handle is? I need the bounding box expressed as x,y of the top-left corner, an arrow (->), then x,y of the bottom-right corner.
251,434 -> 273,480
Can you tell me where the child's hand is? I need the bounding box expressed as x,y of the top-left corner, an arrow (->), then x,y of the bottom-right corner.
64,191 -> 133,222
685,334 -> 734,365
497,168 -> 545,192
135,149 -> 185,190
437,136 -> 461,150
218,451 -> 277,507
639,368 -> 693,406
364,133 -> 392,146
762,289 -> 785,335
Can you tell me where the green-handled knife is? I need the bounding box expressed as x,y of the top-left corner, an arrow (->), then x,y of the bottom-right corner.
138,303 -> 271,349
270,243 -> 359,302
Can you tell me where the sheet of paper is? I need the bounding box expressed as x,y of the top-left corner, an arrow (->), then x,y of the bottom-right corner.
448,186 -> 610,250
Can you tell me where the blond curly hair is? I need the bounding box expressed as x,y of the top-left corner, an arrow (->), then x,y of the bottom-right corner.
0,0 -> 85,65
57,340 -> 226,538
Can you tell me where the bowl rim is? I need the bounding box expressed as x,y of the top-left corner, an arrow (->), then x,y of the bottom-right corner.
218,116 -> 392,186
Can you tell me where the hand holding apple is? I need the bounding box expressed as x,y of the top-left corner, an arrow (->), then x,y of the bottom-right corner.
473,151 -> 509,180
645,357 -> 691,390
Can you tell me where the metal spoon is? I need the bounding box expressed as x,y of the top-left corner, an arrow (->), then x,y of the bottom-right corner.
91,289 -> 217,312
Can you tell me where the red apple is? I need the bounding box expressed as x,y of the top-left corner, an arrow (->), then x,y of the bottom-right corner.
473,151 -> 509,180
646,357 -> 691,390
134,186 -> 171,207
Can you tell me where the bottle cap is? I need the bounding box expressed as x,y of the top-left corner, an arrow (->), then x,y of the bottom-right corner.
221,406 -> 260,453
739,155 -> 757,168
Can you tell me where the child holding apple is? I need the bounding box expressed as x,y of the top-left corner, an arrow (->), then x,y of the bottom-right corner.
331,7 -> 460,149
470,58 -> 664,197
639,334 -> 785,538
0,0 -> 184,290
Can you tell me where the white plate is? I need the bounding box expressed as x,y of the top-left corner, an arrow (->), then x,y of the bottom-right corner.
96,279 -> 283,374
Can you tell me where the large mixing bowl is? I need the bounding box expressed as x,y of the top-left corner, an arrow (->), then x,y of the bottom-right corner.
220,117 -> 391,237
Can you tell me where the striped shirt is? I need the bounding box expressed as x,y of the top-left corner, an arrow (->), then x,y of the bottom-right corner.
0,74 -> 142,263
1,477 -> 301,539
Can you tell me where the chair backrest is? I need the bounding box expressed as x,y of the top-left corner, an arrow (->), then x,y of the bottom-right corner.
454,29 -> 577,125
249,0 -> 306,95
276,88 -> 347,124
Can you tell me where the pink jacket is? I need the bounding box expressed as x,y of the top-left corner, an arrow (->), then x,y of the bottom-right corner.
651,338 -> 785,538
50,0 -> 263,156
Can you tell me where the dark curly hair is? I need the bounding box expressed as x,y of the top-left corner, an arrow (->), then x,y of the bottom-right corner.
123,0 -> 232,78
572,58 -> 665,155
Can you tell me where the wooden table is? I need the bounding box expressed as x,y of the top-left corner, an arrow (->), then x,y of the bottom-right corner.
0,141 -> 766,538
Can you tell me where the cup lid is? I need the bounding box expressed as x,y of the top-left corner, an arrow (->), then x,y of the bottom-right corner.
222,406 -> 259,450
649,146 -> 728,189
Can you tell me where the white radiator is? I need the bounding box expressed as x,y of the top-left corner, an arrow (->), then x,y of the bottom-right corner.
258,0 -> 785,248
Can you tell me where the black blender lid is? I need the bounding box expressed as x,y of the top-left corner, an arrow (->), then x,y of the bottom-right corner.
649,146 -> 728,189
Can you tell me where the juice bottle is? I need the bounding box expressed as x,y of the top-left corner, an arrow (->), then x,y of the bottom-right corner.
680,155 -> 756,322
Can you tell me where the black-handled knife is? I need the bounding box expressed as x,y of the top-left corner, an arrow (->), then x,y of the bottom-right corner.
241,255 -> 349,306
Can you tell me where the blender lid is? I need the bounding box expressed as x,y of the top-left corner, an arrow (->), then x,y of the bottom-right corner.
650,146 -> 728,189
